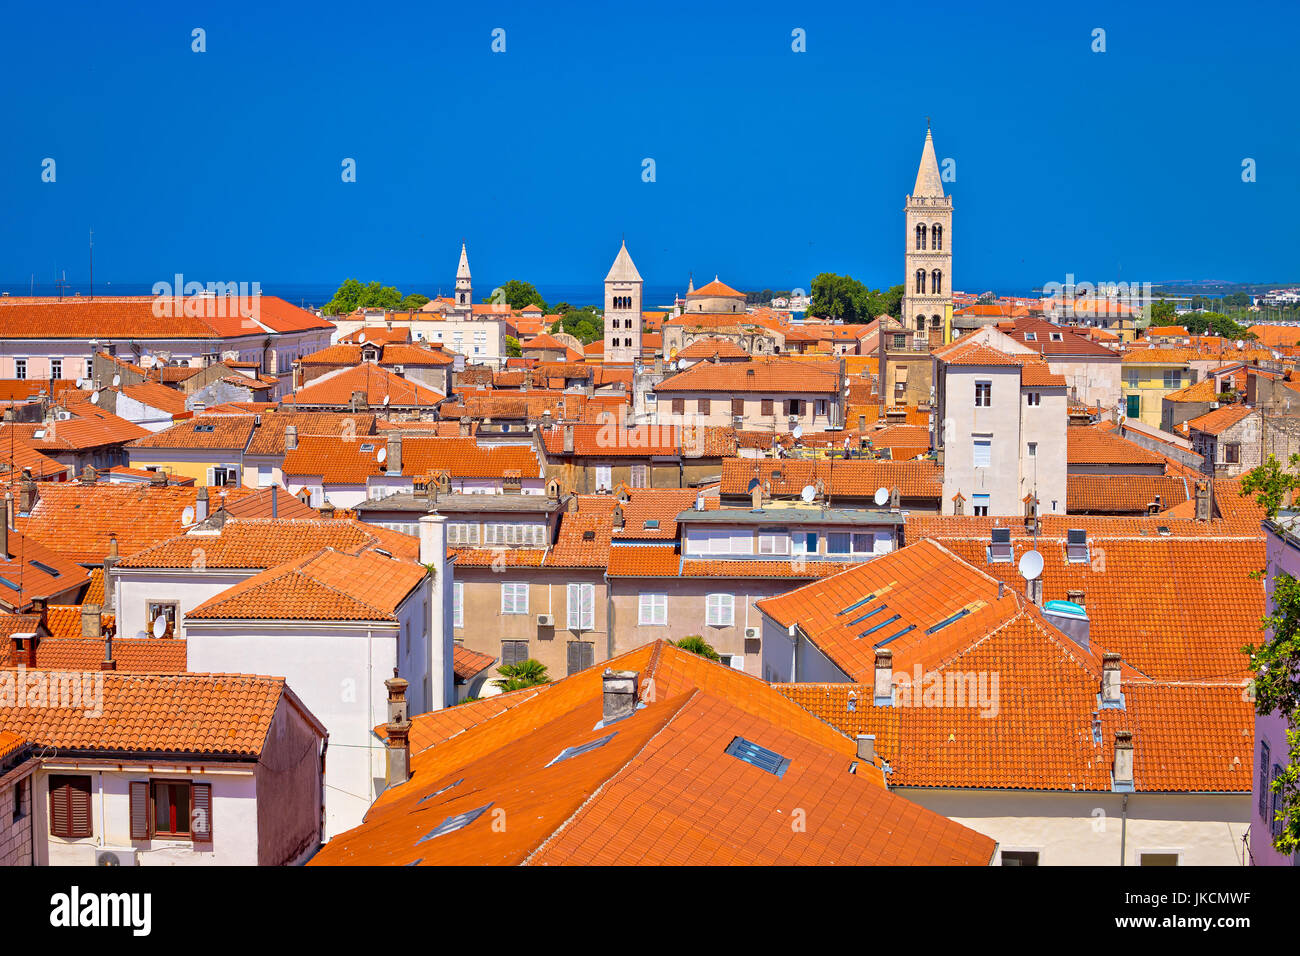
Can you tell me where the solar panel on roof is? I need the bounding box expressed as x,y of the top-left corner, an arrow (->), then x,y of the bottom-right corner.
874,624 -> 916,647
546,732 -> 616,768
857,613 -> 901,639
416,803 -> 493,844
725,736 -> 790,777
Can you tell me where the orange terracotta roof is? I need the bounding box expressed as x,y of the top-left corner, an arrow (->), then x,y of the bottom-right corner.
656,357 -> 840,393
1067,426 -> 1167,466
688,278 -> 746,299
0,630 -> 184,672
117,518 -> 400,570
720,458 -> 941,499
677,338 -> 751,360
0,295 -> 330,339
282,435 -> 540,484
540,423 -> 735,458
0,730 -> 25,763
1067,475 -> 1191,513
244,411 -> 376,457
129,414 -> 256,450
453,644 -> 496,682
0,531 -> 90,605
310,641 -> 994,866
221,485 -> 320,520
1185,404 -> 1254,436
118,381 -> 189,416
282,364 -> 443,408
0,671 -> 307,756
5,414 -> 151,452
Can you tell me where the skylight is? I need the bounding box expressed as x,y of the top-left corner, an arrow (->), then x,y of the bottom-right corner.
0,576 -> 21,593
874,623 -> 916,647
644,519 -> 660,529
418,779 -> 464,804
837,594 -> 877,617
546,732 -> 616,767
28,560 -> 61,577
857,613 -> 901,639
193,423 -> 215,433
726,736 -> 790,777
926,608 -> 971,634
847,604 -> 889,627
1066,529 -> 1089,563
415,803 -> 493,844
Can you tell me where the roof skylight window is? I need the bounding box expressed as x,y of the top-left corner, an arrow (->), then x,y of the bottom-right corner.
193,423 -> 215,433
926,608 -> 971,634
28,560 -> 61,577
415,803 -> 493,844
874,623 -> 916,647
418,778 -> 464,804
546,732 -> 616,767
857,613 -> 901,639
725,736 -> 790,777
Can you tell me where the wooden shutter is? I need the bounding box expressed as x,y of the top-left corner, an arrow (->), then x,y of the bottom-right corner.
731,398 -> 744,417
191,783 -> 212,841
49,775 -> 92,839
49,778 -> 69,838
69,778 -> 92,838
129,781 -> 149,840
762,399 -> 774,416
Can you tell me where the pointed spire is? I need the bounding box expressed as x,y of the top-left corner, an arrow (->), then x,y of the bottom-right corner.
687,273 -> 695,295
911,127 -> 945,199
456,242 -> 471,280
605,240 -> 642,283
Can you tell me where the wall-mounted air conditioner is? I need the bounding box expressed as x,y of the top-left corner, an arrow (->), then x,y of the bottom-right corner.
743,626 -> 759,640
536,614 -> 554,627
94,847 -> 139,866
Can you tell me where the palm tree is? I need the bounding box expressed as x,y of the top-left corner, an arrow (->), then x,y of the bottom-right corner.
672,635 -> 720,661
493,658 -> 551,692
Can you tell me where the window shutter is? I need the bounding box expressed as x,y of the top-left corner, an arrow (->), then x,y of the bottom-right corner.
581,584 -> 595,630
567,583 -> 581,630
206,467 -> 215,486
567,640 -> 581,674
69,779 -> 92,839
49,780 -> 69,838
129,781 -> 149,840
191,783 -> 212,841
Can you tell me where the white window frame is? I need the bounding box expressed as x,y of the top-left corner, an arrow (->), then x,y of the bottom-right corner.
705,593 -> 735,627
974,381 -> 992,407
595,465 -> 613,492
501,582 -> 529,615
973,438 -> 992,469
567,582 -> 594,631
638,592 -> 668,626
757,531 -> 790,555
1026,392 -> 1041,406
453,582 -> 464,628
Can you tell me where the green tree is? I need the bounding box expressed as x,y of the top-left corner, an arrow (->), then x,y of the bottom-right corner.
1149,300 -> 1178,326
506,335 -> 522,358
322,278 -> 405,316
673,635 -> 721,661
492,658 -> 551,692
550,308 -> 603,344
1241,456 -> 1300,854
808,274 -> 902,322
493,279 -> 547,311
399,293 -> 430,311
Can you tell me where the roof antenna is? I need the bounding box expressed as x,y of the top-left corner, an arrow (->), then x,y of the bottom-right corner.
89,228 -> 94,300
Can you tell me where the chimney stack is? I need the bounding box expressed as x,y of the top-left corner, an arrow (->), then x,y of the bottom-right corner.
149,468 -> 166,487
855,733 -> 877,764
101,621 -> 116,672
284,424 -> 298,451
1113,730 -> 1135,790
81,603 -> 102,640
1194,480 -> 1212,521
102,534 -> 119,613
81,464 -> 97,483
873,648 -> 894,705
458,416 -> 470,437
387,434 -> 403,475
0,494 -> 9,559
384,669 -> 412,788
1101,652 -> 1123,706
195,486 -> 209,522
18,472 -> 38,515
602,669 -> 639,723
563,424 -> 575,455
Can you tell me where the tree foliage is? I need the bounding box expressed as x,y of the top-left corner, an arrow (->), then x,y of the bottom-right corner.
673,635 -> 721,661
1240,458 -> 1300,853
808,273 -> 903,323
492,658 -> 550,692
492,279 -> 547,311
550,308 -> 603,344
323,279 -> 423,316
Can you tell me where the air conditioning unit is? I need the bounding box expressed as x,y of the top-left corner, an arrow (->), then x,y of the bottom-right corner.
536,614 -> 554,627
743,626 -> 760,640
95,847 -> 139,866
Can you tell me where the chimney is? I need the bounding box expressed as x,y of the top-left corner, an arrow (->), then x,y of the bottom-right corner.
1026,576 -> 1043,606
285,424 -> 298,451
195,486 -> 209,522
612,504 -> 625,530
602,669 -> 639,723
1112,730 -> 1135,790
81,603 -> 102,640
458,416 -> 470,437
563,424 -> 575,454
271,486 -> 278,519
18,473 -> 38,515
418,510 -> 446,566
149,468 -> 167,487
350,389 -> 366,412
1101,652 -> 1123,706
1067,588 -> 1086,607
81,464 -> 97,483
855,733 -> 876,764
384,669 -> 412,788
387,434 -> 403,475
1194,480 -> 1212,521
102,534 -> 119,613
750,480 -> 763,511
0,495 -> 8,559
100,619 -> 116,672
873,648 -> 894,705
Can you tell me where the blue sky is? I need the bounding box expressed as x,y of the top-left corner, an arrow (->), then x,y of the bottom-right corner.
3,0 -> 1297,298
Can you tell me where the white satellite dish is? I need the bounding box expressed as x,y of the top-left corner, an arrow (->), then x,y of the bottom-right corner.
800,484 -> 817,503
1236,340 -> 1244,350
874,486 -> 889,507
1018,549 -> 1044,581
383,394 -> 391,406
112,374 -> 121,387
377,447 -> 387,463
792,424 -> 803,440
75,378 -> 88,390
181,506 -> 195,526
358,332 -> 367,344
151,616 -> 168,639
90,390 -> 100,405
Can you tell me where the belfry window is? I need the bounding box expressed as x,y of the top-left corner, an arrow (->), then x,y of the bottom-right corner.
933,224 -> 943,250
915,224 -> 926,250
915,270 -> 926,294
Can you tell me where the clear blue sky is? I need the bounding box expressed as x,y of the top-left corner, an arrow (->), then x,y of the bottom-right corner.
3,0 -> 1297,297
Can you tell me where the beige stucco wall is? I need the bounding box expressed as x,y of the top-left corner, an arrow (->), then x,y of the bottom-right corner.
652,391 -> 842,432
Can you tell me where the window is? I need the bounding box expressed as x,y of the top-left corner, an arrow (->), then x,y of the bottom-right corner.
595,465 -> 612,491
548,733 -> 616,766
972,494 -> 990,517
706,593 -> 734,627
630,463 -> 648,488
851,532 -> 875,554
1001,850 -> 1039,866
639,592 -> 667,625
758,531 -> 790,555
989,528 -> 1013,563
418,803 -> 493,843
1162,370 -> 1181,389
892,333 -> 907,349
1224,442 -> 1240,464
48,775 -> 93,839
12,777 -> 29,823
50,359 -> 62,380
672,397 -> 685,416
725,736 -> 790,777
147,601 -> 177,638
150,781 -> 194,837
1024,332 -> 1037,342
1260,742 -> 1271,816
501,582 -> 529,615
447,522 -> 480,546
731,398 -> 745,418
1066,529 -> 1089,563
1026,392 -> 1041,406
1127,370 -> 1141,388
1028,442 -> 1037,457
566,640 -> 595,675
932,223 -> 943,251
973,438 -> 992,469
974,381 -> 991,407
501,640 -> 529,666
761,399 -> 774,416
209,466 -> 239,486
1272,764 -> 1285,838
915,224 -> 926,250
1125,394 -> 1140,418
567,582 -> 594,631
1139,852 -> 1180,866
788,398 -> 803,417
931,270 -> 942,294
453,582 -> 464,628
697,397 -> 711,415
793,532 -> 818,556
915,269 -> 926,294
14,358 -> 26,380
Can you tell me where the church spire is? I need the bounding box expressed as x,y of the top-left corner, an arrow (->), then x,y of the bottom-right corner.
912,127 -> 945,199
454,242 -> 472,309
605,239 -> 643,283
456,242 -> 471,280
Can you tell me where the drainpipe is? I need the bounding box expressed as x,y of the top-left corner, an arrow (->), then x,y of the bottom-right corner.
1119,793 -> 1129,866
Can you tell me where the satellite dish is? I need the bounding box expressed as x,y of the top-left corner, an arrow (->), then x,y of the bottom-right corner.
383,394 -> 391,406
181,506 -> 195,525
1236,340 -> 1244,350
792,424 -> 803,440
377,447 -> 387,463
151,616 -> 168,639
75,378 -> 88,389
112,374 -> 121,387
800,484 -> 817,503
358,332 -> 367,344
874,486 -> 889,506
90,390 -> 100,405
1018,549 -> 1044,581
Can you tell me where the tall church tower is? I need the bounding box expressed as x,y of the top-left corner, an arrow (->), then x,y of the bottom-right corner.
454,242 -> 472,317
604,240 -> 643,363
903,127 -> 953,337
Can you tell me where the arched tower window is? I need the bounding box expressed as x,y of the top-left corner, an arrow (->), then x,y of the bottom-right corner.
916,317 -> 925,332
915,224 -> 926,250
933,224 -> 943,251
931,315 -> 942,329
915,270 -> 926,294
931,270 -> 942,294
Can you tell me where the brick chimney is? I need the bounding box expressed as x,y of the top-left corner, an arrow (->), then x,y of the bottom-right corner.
18,473 -> 38,515
384,669 -> 412,788
285,424 -> 298,451
1113,730 -> 1135,790
1101,652 -> 1123,706
602,669 -> 639,723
